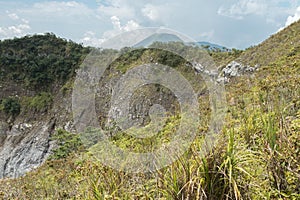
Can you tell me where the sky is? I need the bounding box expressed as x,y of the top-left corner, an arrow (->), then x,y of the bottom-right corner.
0,0 -> 300,49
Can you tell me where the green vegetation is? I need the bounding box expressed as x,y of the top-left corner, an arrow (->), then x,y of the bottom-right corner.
0,97 -> 21,118
0,21 -> 299,199
238,20 -> 300,66
49,129 -> 83,160
0,33 -> 90,91
113,45 -> 186,74
22,92 -> 53,113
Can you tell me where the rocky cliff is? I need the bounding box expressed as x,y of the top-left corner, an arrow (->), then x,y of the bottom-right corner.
0,34 -> 88,178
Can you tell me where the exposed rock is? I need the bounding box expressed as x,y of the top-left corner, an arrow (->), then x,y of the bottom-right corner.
8,123 -> 33,136
190,60 -> 259,84
216,76 -> 230,84
192,62 -> 205,73
222,61 -> 242,77
217,61 -> 259,83
64,121 -> 76,133
192,62 -> 218,78
0,120 -> 55,178
0,122 -> 9,136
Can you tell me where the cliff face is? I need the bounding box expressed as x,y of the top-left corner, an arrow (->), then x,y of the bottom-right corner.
0,34 -> 87,178
0,87 -> 75,178
0,80 -> 85,178
0,120 -> 54,178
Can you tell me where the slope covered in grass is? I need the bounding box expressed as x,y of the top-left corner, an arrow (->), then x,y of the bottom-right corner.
0,22 -> 299,199
237,20 -> 300,66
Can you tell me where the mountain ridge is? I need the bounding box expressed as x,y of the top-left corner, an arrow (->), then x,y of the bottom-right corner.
0,20 -> 299,199
237,20 -> 300,66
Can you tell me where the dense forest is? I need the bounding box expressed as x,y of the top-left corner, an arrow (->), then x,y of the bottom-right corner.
0,33 -> 89,91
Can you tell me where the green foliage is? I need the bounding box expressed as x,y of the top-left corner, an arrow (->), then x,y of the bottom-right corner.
49,129 -> 83,160
107,115 -> 180,153
22,92 -> 53,113
154,48 -> 185,67
231,48 -> 243,56
0,23 -> 300,199
113,47 -> 185,74
0,33 -> 90,91
0,97 -> 21,117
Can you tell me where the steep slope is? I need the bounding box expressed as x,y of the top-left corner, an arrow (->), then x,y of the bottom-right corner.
237,20 -> 300,66
0,20 -> 299,199
0,34 -> 89,178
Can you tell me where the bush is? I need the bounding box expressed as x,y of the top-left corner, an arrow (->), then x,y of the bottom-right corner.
22,92 -> 53,113
0,97 -> 21,117
49,129 -> 83,160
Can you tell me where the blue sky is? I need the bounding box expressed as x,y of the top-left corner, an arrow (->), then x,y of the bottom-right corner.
0,0 -> 299,49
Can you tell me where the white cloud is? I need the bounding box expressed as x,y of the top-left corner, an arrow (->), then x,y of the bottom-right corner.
97,0 -> 135,19
21,18 -> 29,24
278,5 -> 300,31
1,0 -> 299,49
1,1 -> 102,41
102,15 -> 140,40
79,31 -> 105,47
80,16 -> 140,47
141,3 -> 174,24
285,6 -> 300,26
0,12 -> 31,39
7,12 -> 29,24
218,0 -> 267,19
0,24 -> 31,38
8,13 -> 19,20
142,4 -> 160,21
33,1 -> 85,12
109,16 -> 139,32
19,1 -> 95,18
111,15 -> 121,29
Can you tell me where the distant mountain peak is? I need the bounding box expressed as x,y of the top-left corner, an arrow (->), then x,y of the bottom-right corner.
133,33 -> 184,48
133,32 -> 230,52
196,41 -> 230,52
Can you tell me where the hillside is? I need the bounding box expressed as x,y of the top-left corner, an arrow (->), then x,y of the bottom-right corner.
0,21 -> 299,200
0,33 -> 89,178
237,20 -> 300,66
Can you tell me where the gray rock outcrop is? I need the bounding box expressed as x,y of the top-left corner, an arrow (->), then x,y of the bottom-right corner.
0,120 -> 56,178
217,61 -> 259,83
191,60 -> 259,84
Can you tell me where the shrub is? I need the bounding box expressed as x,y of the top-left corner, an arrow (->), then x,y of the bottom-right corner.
49,129 -> 83,160
0,97 -> 21,117
22,92 -> 53,113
